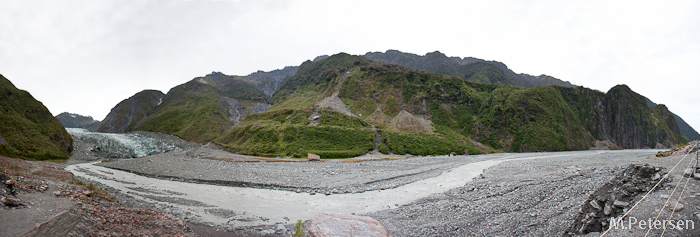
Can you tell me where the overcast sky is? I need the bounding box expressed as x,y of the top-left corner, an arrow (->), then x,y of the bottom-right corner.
2,0 -> 699,132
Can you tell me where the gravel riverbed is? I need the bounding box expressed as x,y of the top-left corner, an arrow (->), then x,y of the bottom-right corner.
63,131 -> 700,236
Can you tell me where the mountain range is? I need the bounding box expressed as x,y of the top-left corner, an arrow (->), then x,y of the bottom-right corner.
55,112 -> 100,129
3,50 -> 693,160
85,50 -> 694,158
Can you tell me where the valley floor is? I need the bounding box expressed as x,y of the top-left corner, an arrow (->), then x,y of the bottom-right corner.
3,131 -> 699,236
71,143 -> 700,236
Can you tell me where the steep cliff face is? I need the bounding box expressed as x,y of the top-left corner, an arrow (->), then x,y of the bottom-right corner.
557,85 -> 685,149
90,90 -> 165,133
604,86 -> 683,148
0,74 -> 73,160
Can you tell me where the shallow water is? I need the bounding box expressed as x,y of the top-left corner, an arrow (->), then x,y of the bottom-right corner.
65,152 -> 595,227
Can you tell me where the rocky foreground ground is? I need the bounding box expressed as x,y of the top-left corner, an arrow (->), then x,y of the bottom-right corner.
1,131 -> 699,236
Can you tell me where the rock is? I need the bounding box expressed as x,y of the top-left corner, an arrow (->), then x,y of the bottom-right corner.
308,153 -> 321,161
684,168 -> 693,177
5,178 -> 15,186
604,203 -> 613,216
694,173 -> 700,180
652,173 -> 661,181
613,200 -> 629,207
590,200 -> 602,210
660,194 -> 670,199
671,203 -> 684,211
3,196 -> 21,206
83,190 -> 93,197
307,213 -> 388,237
53,191 -> 61,196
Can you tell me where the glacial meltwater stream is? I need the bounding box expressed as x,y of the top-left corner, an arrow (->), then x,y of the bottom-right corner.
65,152 -> 588,227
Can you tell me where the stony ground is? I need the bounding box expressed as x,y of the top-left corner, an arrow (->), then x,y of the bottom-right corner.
0,155 -> 193,237
3,129 -> 699,236
369,148 -> 700,237
99,147 -> 501,195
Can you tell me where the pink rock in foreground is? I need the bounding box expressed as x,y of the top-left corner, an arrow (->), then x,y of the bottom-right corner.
307,213 -> 388,237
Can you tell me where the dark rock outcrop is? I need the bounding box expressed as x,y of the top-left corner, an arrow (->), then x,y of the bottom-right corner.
561,85 -> 685,149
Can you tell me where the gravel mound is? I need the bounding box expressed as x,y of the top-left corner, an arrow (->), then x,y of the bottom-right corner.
565,164 -> 668,235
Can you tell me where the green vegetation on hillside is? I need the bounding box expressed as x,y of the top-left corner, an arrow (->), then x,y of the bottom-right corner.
133,73 -> 269,143
336,61 -> 589,152
91,90 -> 164,133
270,53 -> 371,110
216,108 -> 374,158
0,75 -> 73,160
96,52 -> 691,158
136,81 -> 233,143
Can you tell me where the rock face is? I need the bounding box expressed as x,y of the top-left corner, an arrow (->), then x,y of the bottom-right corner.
307,213 -> 388,237
565,164 -> 668,235
55,112 -> 100,128
243,66 -> 298,98
646,98 -> 700,141
562,85 -> 685,149
0,74 -> 73,160
90,90 -> 164,133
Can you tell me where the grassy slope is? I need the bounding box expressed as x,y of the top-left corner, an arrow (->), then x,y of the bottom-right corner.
92,90 -> 164,133
219,54 -> 381,158
136,74 -> 267,143
215,108 -> 375,158
0,75 -> 73,160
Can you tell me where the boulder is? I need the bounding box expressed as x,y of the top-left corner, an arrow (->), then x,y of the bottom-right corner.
307,213 -> 388,237
308,153 -> 321,161
671,203 -> 684,211
613,200 -> 629,208
683,168 -> 693,177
